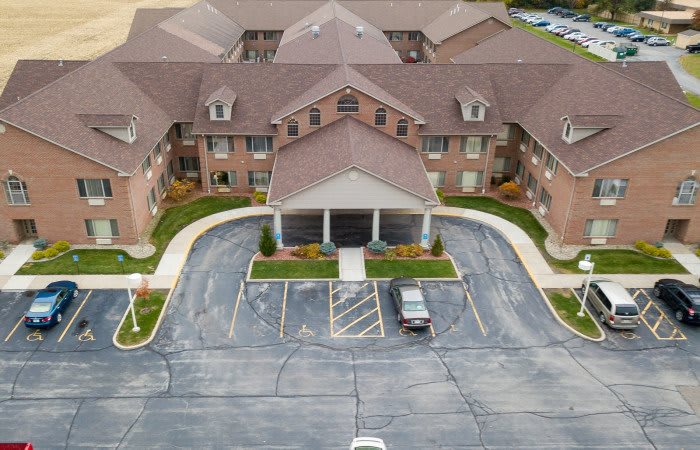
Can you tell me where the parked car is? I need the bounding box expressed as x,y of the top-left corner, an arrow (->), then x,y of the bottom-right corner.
606,26 -> 623,33
564,32 -> 586,40
613,28 -> 637,37
687,43 -> 700,53
585,39 -> 615,48
653,279 -> 700,323
533,20 -> 551,27
508,8 -> 524,16
24,280 -> 79,328
576,35 -> 595,44
583,279 -> 640,329
556,28 -> 578,36
647,37 -> 670,46
600,23 -> 616,31
546,23 -> 567,32
561,11 -> 577,18
593,21 -> 609,28
389,278 -> 432,328
642,35 -> 659,42
628,33 -> 646,42
525,16 -> 544,24
548,6 -> 564,14
350,437 -> 386,450
573,14 -> 591,22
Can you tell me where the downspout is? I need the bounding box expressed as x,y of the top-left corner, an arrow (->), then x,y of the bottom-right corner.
481,135 -> 492,194
535,145 -> 545,207
562,175 -> 578,243
126,175 -> 140,243
203,135 -> 211,193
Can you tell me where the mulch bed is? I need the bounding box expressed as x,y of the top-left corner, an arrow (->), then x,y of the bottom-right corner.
254,247 -> 339,261
363,247 -> 450,260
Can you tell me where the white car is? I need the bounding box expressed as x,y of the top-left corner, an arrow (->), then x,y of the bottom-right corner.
545,23 -> 566,32
350,437 -> 387,450
568,33 -> 587,41
525,16 -> 543,24
606,26 -> 623,33
564,32 -> 586,40
647,36 -> 670,46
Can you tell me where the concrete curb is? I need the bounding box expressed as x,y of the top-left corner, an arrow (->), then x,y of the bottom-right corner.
569,287 -> 606,339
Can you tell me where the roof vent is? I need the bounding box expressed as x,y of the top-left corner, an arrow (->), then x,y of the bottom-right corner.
58,59 -> 64,67
355,26 -> 364,38
311,25 -> 320,39
162,56 -> 168,61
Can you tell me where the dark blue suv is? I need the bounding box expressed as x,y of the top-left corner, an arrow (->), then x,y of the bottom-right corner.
24,281 -> 79,328
653,279 -> 700,324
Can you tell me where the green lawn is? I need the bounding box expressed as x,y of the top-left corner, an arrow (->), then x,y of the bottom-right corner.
445,196 -> 687,274
512,21 -> 608,63
365,259 -> 458,279
250,260 -> 339,279
680,54 -> 700,79
18,196 -> 251,275
115,290 -> 167,347
544,289 -> 602,339
686,92 -> 700,109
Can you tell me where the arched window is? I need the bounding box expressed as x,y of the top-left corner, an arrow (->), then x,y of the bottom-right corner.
676,177 -> 698,205
374,108 -> 387,126
4,176 -> 30,205
287,118 -> 299,137
396,119 -> 408,137
337,95 -> 359,113
309,108 -> 321,126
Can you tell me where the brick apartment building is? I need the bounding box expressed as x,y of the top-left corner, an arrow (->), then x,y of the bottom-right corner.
0,0 -> 698,248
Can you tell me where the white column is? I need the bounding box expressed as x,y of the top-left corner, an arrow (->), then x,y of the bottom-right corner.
420,207 -> 432,248
323,209 -> 331,243
274,207 -> 283,248
372,209 -> 380,242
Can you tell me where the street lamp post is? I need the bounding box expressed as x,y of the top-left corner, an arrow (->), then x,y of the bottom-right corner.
126,273 -> 142,332
577,259 -> 595,317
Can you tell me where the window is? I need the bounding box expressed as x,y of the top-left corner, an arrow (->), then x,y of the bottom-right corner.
263,31 -> 278,40
497,124 -> 516,141
337,95 -> 359,113
470,105 -> 480,119
661,22 -> 668,29
85,219 -> 119,237
147,187 -> 157,211
427,171 -> 445,187
408,31 -> 421,41
533,141 -> 544,159
153,142 -> 162,160
527,172 -> 537,193
77,179 -> 112,198
374,108 -> 387,126
516,160 -> 524,178
456,171 -> 484,187
564,121 -> 572,140
174,123 -> 193,140
521,130 -> 531,147
387,31 -> 403,41
244,30 -> 257,40
4,176 -> 29,205
248,171 -> 272,187
287,119 -> 299,137
422,136 -> 449,153
215,104 -> 224,119
540,188 -> 552,210
396,119 -> 408,137
245,50 -> 258,60
178,157 -> 199,172
265,50 -> 276,61
167,160 -> 175,182
309,108 -> 321,126
493,157 -> 511,173
206,136 -> 232,153
246,136 -> 274,152
163,130 -> 170,147
157,173 -> 166,194
592,179 -> 628,198
407,50 -> 419,60
460,136 -> 488,153
141,155 -> 151,174
676,178 -> 698,205
545,152 -> 558,174
128,123 -> 136,140
584,219 -> 618,237
210,171 -> 237,187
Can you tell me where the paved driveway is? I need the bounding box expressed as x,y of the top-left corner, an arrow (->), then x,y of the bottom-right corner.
0,214 -> 699,448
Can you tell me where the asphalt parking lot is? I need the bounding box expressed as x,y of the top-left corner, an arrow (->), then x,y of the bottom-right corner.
1,215 -> 699,448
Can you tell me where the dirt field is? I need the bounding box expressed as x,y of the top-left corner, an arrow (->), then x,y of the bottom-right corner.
0,0 -> 197,91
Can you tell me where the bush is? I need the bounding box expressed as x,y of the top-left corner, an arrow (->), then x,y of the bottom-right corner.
0,251 -> 5,259
52,240 -> 71,253
395,243 -> 424,258
435,188 -> 444,204
254,191 -> 267,204
135,279 -> 152,300
696,247 -> 700,257
635,240 -> 672,259
367,240 -> 387,254
166,179 -> 196,202
259,224 -> 277,257
32,250 -> 45,260
320,242 -> 336,256
498,181 -> 521,199
291,243 -> 323,259
384,248 -> 397,261
33,238 -> 48,250
43,247 -> 59,258
431,234 -> 444,257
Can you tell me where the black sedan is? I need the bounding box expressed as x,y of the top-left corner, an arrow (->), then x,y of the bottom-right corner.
389,278 -> 432,328
653,279 -> 700,323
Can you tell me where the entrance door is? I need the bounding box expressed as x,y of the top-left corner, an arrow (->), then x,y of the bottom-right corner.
15,219 -> 37,239
664,219 -> 689,241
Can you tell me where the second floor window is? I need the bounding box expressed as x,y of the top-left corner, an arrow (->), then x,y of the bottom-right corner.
422,136 -> 449,153
141,155 -> 151,174
244,31 -> 257,40
516,160 -> 524,178
460,136 -> 487,153
147,187 -> 157,211
540,188 -> 552,210
337,95 -> 359,113
263,31 -> 278,40
287,119 -> 299,137
408,31 -> 421,41
527,172 -> 537,193
309,108 -> 321,126
592,179 -> 628,198
178,157 -> 199,172
387,31 -> 402,41
4,176 -> 29,205
375,108 -> 387,126
153,142 -> 162,160
246,136 -> 273,153
77,179 -> 112,198
206,136 -> 232,153
175,123 -> 193,141
676,178 -> 698,205
533,141 -> 544,160
545,152 -> 558,174
396,119 -> 408,137
521,130 -> 531,147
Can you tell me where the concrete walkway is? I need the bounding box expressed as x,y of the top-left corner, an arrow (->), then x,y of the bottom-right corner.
0,244 -> 35,276
664,242 -> 700,277
339,248 -> 365,281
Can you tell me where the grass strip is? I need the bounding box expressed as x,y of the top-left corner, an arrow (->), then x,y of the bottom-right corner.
365,259 -> 458,279
250,260 -> 339,279
512,21 -> 608,63
544,289 -> 602,339
115,290 -> 167,347
685,91 -> 700,109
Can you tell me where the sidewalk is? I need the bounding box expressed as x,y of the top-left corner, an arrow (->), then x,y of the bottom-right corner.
339,248 -> 365,281
664,242 -> 700,277
0,244 -> 35,276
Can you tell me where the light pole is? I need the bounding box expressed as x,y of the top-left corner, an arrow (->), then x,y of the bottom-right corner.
126,273 -> 142,332
578,259 -> 595,317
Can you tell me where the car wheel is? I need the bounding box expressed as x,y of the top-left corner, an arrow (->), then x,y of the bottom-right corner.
57,313 -> 63,323
599,312 -> 606,323
675,310 -> 684,322
73,289 -> 79,298
653,286 -> 661,297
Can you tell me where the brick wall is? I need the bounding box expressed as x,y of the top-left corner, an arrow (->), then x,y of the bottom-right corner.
385,31 -> 424,61
242,31 -> 283,61
431,20 -> 510,63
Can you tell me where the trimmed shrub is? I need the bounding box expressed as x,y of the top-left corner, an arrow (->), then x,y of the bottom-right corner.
0,251 -> 4,260
32,250 -> 45,260
254,191 -> 267,204
696,248 -> 700,257
320,242 -> 337,256
33,238 -> 48,250
498,181 -> 521,199
166,179 -> 195,202
384,248 -> 397,261
435,188 -> 444,204
635,240 -> 672,259
431,234 -> 444,257
259,224 -> 277,257
291,243 -> 323,259
367,240 -> 387,254
52,240 -> 71,253
395,243 -> 424,258
43,248 -> 59,258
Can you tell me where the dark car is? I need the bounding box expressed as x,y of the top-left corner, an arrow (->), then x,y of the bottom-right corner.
24,280 -> 79,328
600,23 -> 616,31
573,14 -> 591,22
628,33 -> 646,42
593,22 -> 609,28
548,7 -> 564,14
687,43 -> 700,53
653,279 -> 700,323
389,278 -> 432,328
561,11 -> 577,18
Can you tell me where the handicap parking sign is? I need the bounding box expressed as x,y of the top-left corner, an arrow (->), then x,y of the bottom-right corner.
275,233 -> 281,239
422,233 -> 428,240
72,255 -> 79,262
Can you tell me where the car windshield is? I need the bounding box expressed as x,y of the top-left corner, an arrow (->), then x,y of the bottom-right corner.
403,301 -> 426,311
615,305 -> 638,316
29,302 -> 52,313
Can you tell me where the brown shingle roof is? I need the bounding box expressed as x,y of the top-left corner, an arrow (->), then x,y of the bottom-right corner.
455,85 -> 489,106
338,1 -> 457,30
0,60 -> 89,110
78,114 -> 134,128
209,0 -> 326,30
127,7 -> 184,40
602,61 -> 687,102
421,2 -> 499,44
205,86 -> 237,106
268,115 -> 438,203
564,114 -> 620,129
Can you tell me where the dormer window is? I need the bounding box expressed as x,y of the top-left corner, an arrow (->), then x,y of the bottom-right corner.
561,115 -> 619,144
563,121 -> 572,141
455,86 -> 488,122
79,114 -> 138,144
205,86 -> 236,121
470,105 -> 480,119
129,122 -> 136,140
215,104 -> 224,119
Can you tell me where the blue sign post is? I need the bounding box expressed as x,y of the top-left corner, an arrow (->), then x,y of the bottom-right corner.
72,254 -> 80,274
117,254 -> 125,273
422,233 -> 429,240
275,233 -> 281,240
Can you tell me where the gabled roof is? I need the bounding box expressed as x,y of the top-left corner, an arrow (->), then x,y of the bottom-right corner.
563,114 -> 620,129
421,2 -> 509,44
205,86 -> 237,106
127,7 -> 184,40
78,114 -> 135,128
455,85 -> 490,106
268,115 -> 437,203
271,64 -> 423,123
208,0 -> 326,30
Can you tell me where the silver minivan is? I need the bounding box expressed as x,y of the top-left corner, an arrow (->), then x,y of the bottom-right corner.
583,279 -> 640,329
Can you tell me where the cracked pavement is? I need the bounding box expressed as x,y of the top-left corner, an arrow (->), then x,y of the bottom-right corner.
0,215 -> 698,448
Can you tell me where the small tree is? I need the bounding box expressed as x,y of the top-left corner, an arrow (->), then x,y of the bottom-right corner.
135,279 -> 152,300
692,9 -> 700,30
498,181 -> 521,199
431,234 -> 444,257
166,179 -> 195,202
259,224 -> 277,256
